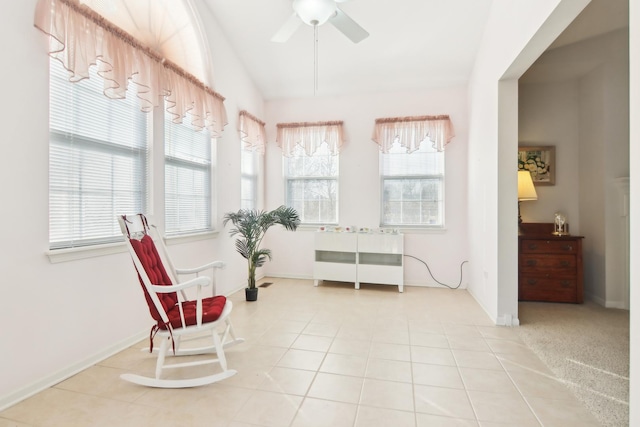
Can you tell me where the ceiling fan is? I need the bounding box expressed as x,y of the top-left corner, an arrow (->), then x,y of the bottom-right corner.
271,0 -> 369,44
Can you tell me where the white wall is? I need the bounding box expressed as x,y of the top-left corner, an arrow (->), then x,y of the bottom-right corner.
467,0 -> 591,325
600,29 -> 631,309
629,1 -> 639,423
263,87 -> 470,288
0,0 -> 264,409
191,1 -> 266,295
519,80 -> 581,227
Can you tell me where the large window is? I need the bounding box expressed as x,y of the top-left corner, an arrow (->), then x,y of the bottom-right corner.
49,59 -> 149,249
381,139 -> 444,227
165,113 -> 212,235
43,0 -> 225,253
284,143 -> 338,224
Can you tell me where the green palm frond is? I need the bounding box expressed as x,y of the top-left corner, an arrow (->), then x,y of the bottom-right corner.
252,248 -> 272,268
223,206 -> 300,289
234,239 -> 251,260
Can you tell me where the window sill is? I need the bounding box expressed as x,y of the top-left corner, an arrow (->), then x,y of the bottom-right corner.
396,227 -> 447,234
46,241 -> 127,264
165,230 -> 218,246
299,224 -> 446,234
297,224 -> 330,231
46,230 -> 219,263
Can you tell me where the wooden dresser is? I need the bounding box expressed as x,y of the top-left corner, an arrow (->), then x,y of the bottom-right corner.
518,223 -> 584,303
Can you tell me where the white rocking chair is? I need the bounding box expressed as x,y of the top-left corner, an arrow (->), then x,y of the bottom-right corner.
118,214 -> 244,388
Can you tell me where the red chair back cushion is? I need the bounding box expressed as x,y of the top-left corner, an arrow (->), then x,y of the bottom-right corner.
130,235 -> 178,322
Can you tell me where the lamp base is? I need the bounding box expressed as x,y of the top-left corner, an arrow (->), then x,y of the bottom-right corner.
518,201 -> 524,235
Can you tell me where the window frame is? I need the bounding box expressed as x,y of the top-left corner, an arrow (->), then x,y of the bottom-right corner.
163,112 -> 214,237
283,145 -> 339,225
240,147 -> 262,211
48,58 -> 150,250
379,143 -> 445,229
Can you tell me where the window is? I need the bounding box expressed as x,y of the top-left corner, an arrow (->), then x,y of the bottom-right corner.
241,148 -> 261,210
43,0 -> 226,253
381,139 -> 444,227
165,113 -> 212,235
49,59 -> 149,249
238,111 -> 266,211
284,143 -> 338,224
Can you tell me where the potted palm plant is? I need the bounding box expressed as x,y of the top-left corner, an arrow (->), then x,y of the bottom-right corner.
223,205 -> 300,301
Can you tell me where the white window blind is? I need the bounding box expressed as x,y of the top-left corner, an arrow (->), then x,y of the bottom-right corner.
284,143 -> 338,224
381,140 -> 444,227
165,112 -> 212,235
49,59 -> 149,249
241,148 -> 261,210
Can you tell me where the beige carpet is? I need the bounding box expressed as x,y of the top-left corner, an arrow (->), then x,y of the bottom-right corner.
517,300 -> 629,427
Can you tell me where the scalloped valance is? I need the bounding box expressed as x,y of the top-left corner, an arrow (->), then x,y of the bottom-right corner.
276,121 -> 344,157
239,110 -> 267,154
372,115 -> 454,153
34,0 -> 228,137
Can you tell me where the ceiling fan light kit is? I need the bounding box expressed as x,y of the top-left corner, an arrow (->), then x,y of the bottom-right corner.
293,0 -> 337,26
272,0 -> 369,44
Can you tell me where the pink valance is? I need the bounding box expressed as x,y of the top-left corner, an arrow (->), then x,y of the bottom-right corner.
372,115 -> 455,153
276,121 -> 344,157
239,110 -> 267,154
34,0 -> 228,137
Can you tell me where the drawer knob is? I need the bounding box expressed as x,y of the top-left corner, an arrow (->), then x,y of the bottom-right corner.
560,260 -> 570,267
526,259 -> 537,267
561,280 -> 571,288
527,279 -> 538,285
562,245 -> 573,251
527,243 -> 538,250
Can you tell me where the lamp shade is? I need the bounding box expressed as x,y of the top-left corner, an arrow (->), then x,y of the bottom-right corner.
518,171 -> 538,201
293,0 -> 337,26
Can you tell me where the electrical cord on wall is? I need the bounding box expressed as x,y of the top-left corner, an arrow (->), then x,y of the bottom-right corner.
404,254 -> 468,289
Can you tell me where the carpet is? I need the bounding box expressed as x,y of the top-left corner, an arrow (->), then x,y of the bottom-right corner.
517,300 -> 629,427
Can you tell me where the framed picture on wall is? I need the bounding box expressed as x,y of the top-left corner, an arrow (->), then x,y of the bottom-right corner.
518,145 -> 555,185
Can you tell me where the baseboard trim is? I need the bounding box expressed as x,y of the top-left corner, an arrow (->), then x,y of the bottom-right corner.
589,294 -> 607,307
605,300 -> 629,310
0,330 -> 147,412
262,275 -> 467,290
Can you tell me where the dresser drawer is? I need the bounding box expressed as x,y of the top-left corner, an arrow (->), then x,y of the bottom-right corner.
520,239 -> 578,254
518,228 -> 584,303
519,276 -> 577,302
519,254 -> 576,274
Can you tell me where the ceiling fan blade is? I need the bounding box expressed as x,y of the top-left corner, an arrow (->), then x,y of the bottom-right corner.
329,7 -> 369,43
271,12 -> 302,43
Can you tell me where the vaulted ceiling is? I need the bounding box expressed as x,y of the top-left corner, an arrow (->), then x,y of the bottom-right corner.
202,0 -> 493,100
201,0 -> 629,101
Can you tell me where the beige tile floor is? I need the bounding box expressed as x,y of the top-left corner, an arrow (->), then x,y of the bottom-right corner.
0,278 -> 602,427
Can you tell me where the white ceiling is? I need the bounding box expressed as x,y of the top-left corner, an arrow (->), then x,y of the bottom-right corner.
521,0 -> 628,84
202,0 -> 493,100
201,0 -> 629,101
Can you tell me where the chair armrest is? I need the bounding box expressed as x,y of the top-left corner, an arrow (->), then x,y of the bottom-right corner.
175,260 -> 226,275
151,276 -> 210,293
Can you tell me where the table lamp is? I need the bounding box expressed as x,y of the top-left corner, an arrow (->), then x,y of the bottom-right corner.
518,171 -> 538,225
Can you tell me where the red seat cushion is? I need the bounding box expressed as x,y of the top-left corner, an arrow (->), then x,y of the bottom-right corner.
161,295 -> 227,330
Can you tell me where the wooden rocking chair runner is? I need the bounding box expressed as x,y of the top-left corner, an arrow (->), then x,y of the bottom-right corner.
118,214 -> 244,388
